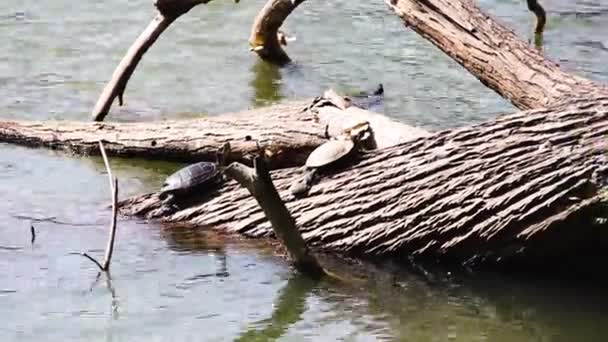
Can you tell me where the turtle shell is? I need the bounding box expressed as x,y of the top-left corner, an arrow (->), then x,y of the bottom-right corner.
305,138 -> 355,169
160,162 -> 219,194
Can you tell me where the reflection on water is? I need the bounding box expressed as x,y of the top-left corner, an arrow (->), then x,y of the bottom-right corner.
236,275 -> 317,342
2,0 -> 608,340
250,59 -> 284,108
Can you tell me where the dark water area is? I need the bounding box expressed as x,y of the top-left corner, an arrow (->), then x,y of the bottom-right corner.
2,0 -> 608,340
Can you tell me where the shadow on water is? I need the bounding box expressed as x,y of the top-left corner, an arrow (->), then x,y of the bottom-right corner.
235,274 -> 318,342
250,59 -> 284,108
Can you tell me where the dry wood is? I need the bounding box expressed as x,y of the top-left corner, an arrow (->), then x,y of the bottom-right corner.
385,0 -> 608,110
82,142 -> 120,272
225,157 -> 325,277
91,0 -> 214,121
249,0 -> 307,65
1,96 -> 426,167
120,97 -> 608,266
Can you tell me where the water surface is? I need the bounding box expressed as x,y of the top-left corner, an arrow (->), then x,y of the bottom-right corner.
2,0 -> 608,340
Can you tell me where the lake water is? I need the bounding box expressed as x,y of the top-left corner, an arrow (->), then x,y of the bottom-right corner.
2,0 -> 608,340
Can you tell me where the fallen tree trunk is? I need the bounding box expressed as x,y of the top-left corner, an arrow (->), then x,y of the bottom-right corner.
0,93 -> 427,166
120,97 -> 608,266
1,101 -> 324,167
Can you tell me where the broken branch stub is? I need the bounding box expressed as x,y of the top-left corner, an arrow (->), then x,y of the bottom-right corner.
249,0 -> 306,65
225,157 -> 325,278
526,0 -> 547,35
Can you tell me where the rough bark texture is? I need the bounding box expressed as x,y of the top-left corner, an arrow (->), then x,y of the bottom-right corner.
385,0 -> 608,110
249,0 -> 306,65
120,97 -> 608,265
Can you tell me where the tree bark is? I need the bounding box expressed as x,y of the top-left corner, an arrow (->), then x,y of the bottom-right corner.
385,0 -> 608,110
120,97 -> 608,266
1,95 -> 425,166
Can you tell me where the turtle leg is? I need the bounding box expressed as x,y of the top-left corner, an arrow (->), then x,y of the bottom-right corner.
289,168 -> 317,197
160,194 -> 180,213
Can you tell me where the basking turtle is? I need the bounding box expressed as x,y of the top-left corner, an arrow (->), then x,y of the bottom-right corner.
159,143 -> 231,209
289,121 -> 375,197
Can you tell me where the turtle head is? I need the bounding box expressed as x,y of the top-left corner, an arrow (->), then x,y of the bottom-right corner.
343,121 -> 377,150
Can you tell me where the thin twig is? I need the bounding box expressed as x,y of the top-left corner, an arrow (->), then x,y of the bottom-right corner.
98,141 -> 114,194
102,178 -> 119,271
81,141 -> 119,271
526,0 -> 546,34
82,252 -> 105,271
30,225 -> 36,245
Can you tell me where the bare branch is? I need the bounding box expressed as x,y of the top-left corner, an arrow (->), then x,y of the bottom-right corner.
91,0 -> 217,121
82,252 -> 105,271
225,157 -> 325,278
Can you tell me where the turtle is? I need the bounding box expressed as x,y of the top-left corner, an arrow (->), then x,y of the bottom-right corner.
159,143 -> 231,209
289,121 -> 376,197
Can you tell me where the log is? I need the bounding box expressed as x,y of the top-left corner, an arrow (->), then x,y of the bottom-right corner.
120,96 -> 608,266
2,100 -> 323,167
1,92 -> 427,167
384,0 -> 608,110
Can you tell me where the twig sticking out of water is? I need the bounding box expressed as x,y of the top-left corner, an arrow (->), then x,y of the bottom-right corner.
526,0 -> 546,48
81,141 -> 119,272
30,225 -> 35,245
224,156 -> 325,278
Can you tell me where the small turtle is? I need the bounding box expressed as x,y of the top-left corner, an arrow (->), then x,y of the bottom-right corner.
289,121 -> 375,197
159,143 -> 231,209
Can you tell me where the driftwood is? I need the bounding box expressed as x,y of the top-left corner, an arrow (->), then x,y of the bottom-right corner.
0,93 -> 425,167
385,0 -> 608,110
2,0 -> 608,270
119,96 -> 608,266
117,0 -> 608,268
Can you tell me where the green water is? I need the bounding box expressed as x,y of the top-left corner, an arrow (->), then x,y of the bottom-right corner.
2,0 -> 608,340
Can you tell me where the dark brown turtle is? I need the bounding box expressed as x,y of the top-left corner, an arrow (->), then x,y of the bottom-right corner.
159,143 -> 231,208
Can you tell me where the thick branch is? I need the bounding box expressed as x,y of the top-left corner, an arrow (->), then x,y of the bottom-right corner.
385,0 -> 608,109
225,158 -> 325,277
91,0 -> 213,121
249,0 -> 306,65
